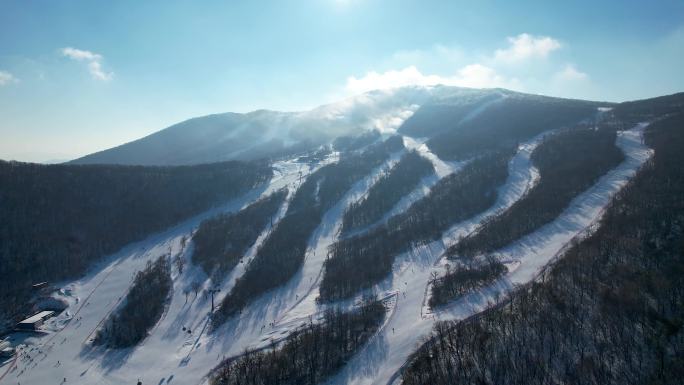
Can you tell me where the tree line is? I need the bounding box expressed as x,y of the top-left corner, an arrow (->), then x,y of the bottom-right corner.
0,160 -> 270,329
332,130 -> 381,152
452,128 -> 624,258
401,109 -> 684,385
319,148 -> 514,302
341,150 -> 435,234
210,298 -> 386,385
429,258 -> 507,309
94,256 -> 172,348
211,137 -> 404,328
192,189 -> 287,278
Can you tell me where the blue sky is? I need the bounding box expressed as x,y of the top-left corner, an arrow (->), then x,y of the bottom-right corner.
1,0 -> 683,162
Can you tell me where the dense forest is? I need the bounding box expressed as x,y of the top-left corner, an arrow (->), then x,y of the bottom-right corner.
397,91 -> 504,137
319,149 -> 513,301
332,130 -> 381,152
429,258 -> 507,309
210,298 -> 386,385
212,137 -> 404,327
94,256 -> 172,348
426,95 -> 599,161
452,128 -> 624,258
192,190 -> 287,278
0,160 -> 270,327
401,111 -> 684,384
341,151 -> 434,234
610,92 -> 684,127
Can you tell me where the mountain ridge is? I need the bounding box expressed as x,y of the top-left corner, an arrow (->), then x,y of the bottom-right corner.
70,86 -> 610,166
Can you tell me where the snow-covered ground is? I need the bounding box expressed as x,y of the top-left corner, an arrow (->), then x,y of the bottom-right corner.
0,122 -> 651,385
0,155 -> 321,385
324,123 -> 651,385
0,147 -> 408,385
340,137 -> 465,240
322,128 -> 547,385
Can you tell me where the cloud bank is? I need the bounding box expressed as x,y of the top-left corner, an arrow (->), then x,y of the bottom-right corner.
494,33 -> 561,63
346,64 -> 519,94
62,47 -> 113,81
345,33 -> 585,96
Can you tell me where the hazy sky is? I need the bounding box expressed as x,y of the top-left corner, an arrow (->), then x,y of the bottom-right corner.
1,0 -> 683,162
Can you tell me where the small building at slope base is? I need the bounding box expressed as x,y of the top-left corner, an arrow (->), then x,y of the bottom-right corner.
16,310 -> 54,331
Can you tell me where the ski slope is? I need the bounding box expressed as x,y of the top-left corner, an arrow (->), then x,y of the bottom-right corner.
0,122 -> 651,385
340,136 -> 465,240
324,123 -> 651,385
0,146 -> 411,385
0,155 -> 322,385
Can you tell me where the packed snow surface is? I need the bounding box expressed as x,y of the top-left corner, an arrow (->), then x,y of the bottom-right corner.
325,123 -> 652,385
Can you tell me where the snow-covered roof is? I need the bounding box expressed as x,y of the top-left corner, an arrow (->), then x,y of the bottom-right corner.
18,310 -> 54,325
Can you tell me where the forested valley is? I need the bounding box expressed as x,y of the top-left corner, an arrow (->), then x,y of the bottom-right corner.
210,298 -> 386,385
319,148 -> 513,301
94,256 -> 172,348
212,137 -> 404,327
401,110 -> 684,385
452,127 -> 624,258
341,150 -> 434,234
192,189 -> 287,278
0,160 -> 271,328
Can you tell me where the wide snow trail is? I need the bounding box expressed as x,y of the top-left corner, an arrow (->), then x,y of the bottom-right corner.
341,137 -> 466,240
240,148 -> 406,350
436,123 -> 652,319
384,137 -> 467,218
278,133 -> 478,326
402,136 -> 459,179
0,156 -> 321,385
494,124 -> 653,282
372,123 -> 651,385
323,127 -> 578,385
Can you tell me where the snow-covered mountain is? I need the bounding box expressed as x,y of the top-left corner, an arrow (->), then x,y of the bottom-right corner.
2,89 -> 683,385
70,86 -> 506,165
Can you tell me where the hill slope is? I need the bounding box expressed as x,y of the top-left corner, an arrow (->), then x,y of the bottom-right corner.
2,89 -> 683,385
70,86 -> 591,166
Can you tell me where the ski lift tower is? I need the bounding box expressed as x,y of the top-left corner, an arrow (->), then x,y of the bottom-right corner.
208,287 -> 221,312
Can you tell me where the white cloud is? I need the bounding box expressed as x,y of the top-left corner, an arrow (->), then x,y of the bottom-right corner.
545,64 -> 593,99
62,47 -> 101,61
0,70 -> 18,86
494,33 -> 561,63
345,64 -> 519,94
342,33 -> 589,97
555,64 -> 588,81
61,47 -> 113,81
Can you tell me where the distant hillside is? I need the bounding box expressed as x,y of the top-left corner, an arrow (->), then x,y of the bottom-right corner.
69,87 -> 437,165
70,86 -> 526,166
